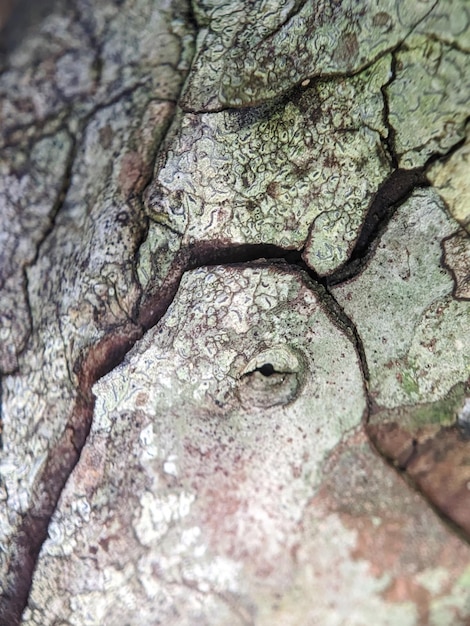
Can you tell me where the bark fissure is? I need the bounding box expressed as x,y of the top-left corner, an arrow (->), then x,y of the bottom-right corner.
326,127 -> 470,286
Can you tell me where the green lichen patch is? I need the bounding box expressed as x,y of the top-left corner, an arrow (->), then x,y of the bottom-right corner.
181,0 -> 436,110
374,380 -> 467,429
146,57 -> 391,275
332,189 -> 468,408
428,132 -> 470,233
387,35 -> 469,169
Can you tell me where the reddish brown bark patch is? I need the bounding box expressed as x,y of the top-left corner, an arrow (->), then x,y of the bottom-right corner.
310,431 -> 470,622
368,386 -> 470,538
405,429 -> 470,536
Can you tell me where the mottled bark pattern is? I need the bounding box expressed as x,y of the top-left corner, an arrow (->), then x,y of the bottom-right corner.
0,1 -> 469,625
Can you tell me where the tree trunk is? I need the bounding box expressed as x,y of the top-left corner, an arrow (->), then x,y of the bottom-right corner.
1,1 -> 469,624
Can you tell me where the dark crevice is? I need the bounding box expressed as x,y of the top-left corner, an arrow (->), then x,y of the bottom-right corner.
134,237 -> 373,423
137,242 -> 306,331
380,51 -> 398,168
186,0 -> 200,32
327,124 -> 469,287
325,167 -> 428,286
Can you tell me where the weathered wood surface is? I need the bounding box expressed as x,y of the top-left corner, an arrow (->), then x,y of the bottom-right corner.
0,1 -> 469,624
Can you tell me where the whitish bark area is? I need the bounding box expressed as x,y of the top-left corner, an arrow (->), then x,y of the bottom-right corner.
0,1 -> 469,624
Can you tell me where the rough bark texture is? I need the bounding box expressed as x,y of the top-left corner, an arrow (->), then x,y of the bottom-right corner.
0,1 -> 469,624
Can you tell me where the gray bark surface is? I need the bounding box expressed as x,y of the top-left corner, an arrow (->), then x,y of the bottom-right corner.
0,1 -> 469,624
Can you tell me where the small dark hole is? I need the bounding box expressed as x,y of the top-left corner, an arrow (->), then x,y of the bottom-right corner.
257,363 -> 275,377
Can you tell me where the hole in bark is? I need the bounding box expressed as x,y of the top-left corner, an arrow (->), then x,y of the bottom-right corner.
257,363 -> 275,376
237,346 -> 305,408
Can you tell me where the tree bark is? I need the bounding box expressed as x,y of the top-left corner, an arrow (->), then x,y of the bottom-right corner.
0,1 -> 469,624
